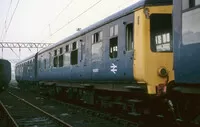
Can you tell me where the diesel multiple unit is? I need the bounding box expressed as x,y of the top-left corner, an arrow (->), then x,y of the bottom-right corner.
16,0 -> 173,117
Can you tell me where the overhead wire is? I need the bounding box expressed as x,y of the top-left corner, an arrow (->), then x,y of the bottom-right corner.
0,0 -> 21,58
2,0 -> 21,41
44,0 -> 103,41
38,0 -> 74,39
10,47 -> 20,59
52,0 -> 74,25
0,0 -> 13,41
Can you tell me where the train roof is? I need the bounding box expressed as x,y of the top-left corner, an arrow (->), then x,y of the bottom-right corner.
0,59 -> 10,63
38,0 -> 172,54
15,53 -> 36,66
15,0 -> 172,65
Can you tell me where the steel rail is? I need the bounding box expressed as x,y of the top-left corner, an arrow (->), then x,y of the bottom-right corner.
8,92 -> 73,127
0,101 -> 19,127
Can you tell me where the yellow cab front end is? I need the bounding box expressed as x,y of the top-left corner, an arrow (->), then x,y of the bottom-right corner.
133,5 -> 174,95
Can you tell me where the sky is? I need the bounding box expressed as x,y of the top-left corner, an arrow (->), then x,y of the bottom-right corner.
0,0 -> 140,60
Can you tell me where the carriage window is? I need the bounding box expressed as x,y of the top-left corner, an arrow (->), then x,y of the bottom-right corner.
110,27 -> 114,37
60,48 -> 63,54
196,0 -> 200,5
114,25 -> 118,36
183,1 -> 188,10
126,23 -> 133,51
100,31 -> 103,41
182,0 -> 200,10
71,50 -> 78,65
93,33 -> 98,44
59,47 -> 64,67
70,41 -> 78,65
53,57 -> 58,67
66,45 -> 69,52
110,25 -> 118,37
92,31 -> 102,44
81,41 -> 85,61
54,50 -> 57,56
59,55 -> 63,67
188,0 -> 200,7
150,14 -> 172,52
109,37 -> 118,58
72,42 -> 77,50
189,0 -> 195,8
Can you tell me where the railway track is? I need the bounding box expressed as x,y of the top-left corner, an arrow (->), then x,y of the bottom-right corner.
1,86 -> 198,127
0,91 -> 72,127
1,87 -> 139,127
0,101 -> 18,127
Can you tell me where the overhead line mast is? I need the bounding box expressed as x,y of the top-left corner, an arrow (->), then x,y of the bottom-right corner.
0,42 -> 52,59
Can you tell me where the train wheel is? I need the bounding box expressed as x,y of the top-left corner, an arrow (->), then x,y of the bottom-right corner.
166,81 -> 200,126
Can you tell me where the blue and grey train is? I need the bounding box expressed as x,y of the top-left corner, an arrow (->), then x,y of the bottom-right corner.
0,59 -> 11,91
171,0 -> 200,124
16,0 -> 175,119
15,54 -> 37,87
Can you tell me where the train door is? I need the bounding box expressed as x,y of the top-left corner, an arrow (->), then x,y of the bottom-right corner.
122,14 -> 135,81
91,30 -> 104,81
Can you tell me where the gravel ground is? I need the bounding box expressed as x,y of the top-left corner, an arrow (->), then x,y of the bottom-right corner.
1,87 -> 135,127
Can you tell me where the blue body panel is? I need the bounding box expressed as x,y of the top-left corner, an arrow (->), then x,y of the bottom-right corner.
91,47 -> 133,81
37,13 -> 135,83
15,54 -> 37,82
173,0 -> 200,84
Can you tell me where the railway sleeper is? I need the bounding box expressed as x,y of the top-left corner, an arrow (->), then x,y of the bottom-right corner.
128,99 -> 143,116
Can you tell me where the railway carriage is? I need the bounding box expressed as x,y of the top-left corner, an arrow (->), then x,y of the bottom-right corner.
172,0 -> 200,124
37,0 -> 173,114
173,0 -> 200,88
15,54 -> 37,88
16,0 -> 174,119
0,59 -> 11,91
